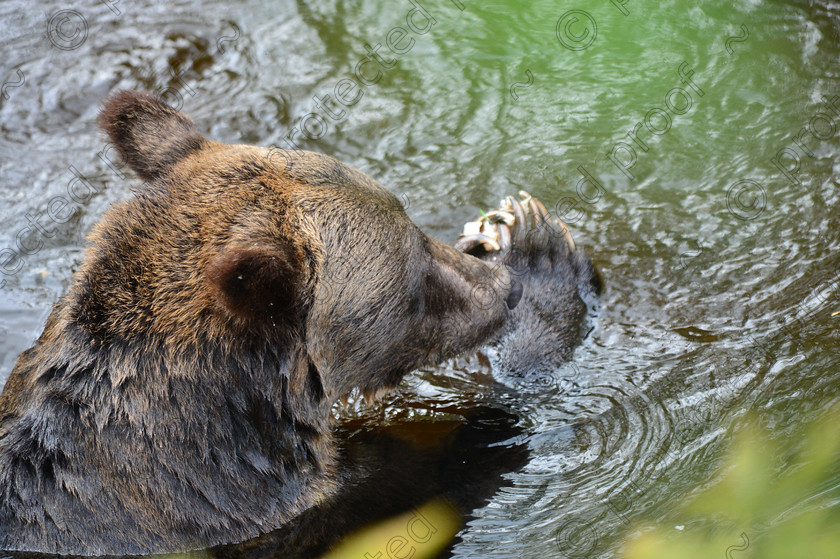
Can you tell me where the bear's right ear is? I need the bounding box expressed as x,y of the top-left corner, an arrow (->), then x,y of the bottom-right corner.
98,90 -> 208,182
206,244 -> 305,323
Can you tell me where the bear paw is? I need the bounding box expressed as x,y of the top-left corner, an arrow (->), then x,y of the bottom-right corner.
455,192 -> 601,383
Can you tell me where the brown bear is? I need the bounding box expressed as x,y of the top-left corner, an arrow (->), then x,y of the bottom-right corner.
0,91 -> 523,556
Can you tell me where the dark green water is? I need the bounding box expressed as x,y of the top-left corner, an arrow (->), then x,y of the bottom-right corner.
1,1 -> 839,557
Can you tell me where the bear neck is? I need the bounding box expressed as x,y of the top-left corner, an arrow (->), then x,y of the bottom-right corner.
0,306 -> 337,555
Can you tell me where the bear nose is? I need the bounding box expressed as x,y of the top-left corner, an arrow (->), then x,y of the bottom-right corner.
506,278 -> 523,310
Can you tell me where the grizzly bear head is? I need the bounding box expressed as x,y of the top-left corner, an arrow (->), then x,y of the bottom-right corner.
92,90 -> 519,411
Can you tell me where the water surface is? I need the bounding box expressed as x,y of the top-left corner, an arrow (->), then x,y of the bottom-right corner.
1,1 -> 839,557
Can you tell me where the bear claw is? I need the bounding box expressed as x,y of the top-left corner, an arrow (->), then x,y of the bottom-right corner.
456,192 -> 577,255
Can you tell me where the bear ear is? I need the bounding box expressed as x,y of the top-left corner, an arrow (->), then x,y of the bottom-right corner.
206,245 -> 304,322
98,90 -> 208,182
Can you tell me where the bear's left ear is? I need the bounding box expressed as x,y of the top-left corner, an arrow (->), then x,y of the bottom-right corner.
206,244 -> 305,322
99,90 -> 208,182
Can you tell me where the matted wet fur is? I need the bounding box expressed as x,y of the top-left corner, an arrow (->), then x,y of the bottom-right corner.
0,91 -> 522,555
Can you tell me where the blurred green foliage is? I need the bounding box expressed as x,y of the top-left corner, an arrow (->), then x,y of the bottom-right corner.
319,498 -> 462,559
624,406 -> 840,559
